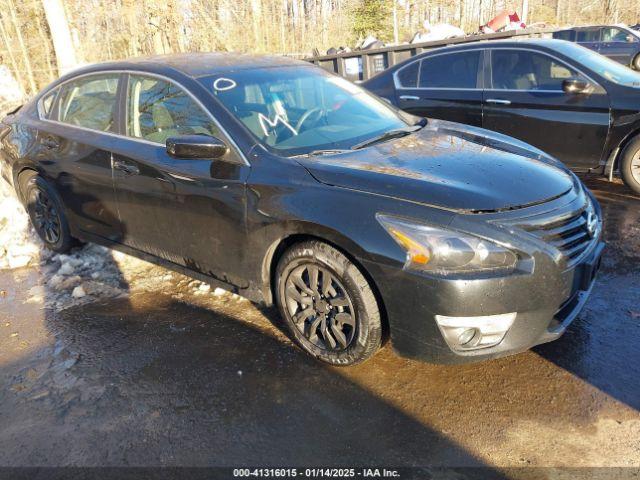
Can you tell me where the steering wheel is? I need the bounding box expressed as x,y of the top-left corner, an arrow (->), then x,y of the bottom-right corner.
295,107 -> 324,132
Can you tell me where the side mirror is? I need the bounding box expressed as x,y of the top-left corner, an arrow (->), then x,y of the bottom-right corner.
626,34 -> 637,43
562,78 -> 589,95
166,135 -> 228,159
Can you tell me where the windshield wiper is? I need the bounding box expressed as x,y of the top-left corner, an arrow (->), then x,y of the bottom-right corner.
351,125 -> 422,150
292,149 -> 351,158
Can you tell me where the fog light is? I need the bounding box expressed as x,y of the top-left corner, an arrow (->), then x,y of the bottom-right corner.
435,313 -> 517,352
458,328 -> 480,347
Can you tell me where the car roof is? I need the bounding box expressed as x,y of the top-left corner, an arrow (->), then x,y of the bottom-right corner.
56,52 -> 309,81
396,38 -> 579,57
557,24 -> 632,31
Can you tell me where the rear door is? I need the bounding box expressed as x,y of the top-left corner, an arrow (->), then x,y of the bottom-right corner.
394,49 -> 483,126
482,48 -> 610,169
599,26 -> 640,65
112,73 -> 249,283
576,28 -> 602,54
39,73 -> 124,241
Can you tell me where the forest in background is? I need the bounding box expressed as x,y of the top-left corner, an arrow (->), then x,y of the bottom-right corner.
1,0 -> 639,98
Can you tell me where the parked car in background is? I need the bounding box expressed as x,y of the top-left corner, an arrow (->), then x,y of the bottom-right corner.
0,54 -> 604,365
363,39 -> 640,194
552,25 -> 640,69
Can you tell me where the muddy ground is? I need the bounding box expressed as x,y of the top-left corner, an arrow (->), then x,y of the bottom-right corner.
0,175 -> 639,476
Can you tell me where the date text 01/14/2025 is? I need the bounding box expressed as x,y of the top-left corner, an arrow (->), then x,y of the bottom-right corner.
232,468 -> 401,478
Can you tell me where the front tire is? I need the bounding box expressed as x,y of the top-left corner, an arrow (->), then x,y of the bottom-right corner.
275,241 -> 382,366
619,137 -> 640,195
20,171 -> 75,253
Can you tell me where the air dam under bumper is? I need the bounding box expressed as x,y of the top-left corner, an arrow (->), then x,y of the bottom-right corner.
362,241 -> 605,364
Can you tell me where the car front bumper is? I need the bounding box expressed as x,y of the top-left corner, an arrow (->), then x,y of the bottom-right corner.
362,240 -> 605,364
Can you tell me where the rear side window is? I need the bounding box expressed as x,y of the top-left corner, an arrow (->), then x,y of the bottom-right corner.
396,61 -> 419,88
491,50 -> 583,91
577,30 -> 600,42
553,30 -> 574,41
126,75 -> 219,144
56,75 -> 119,132
419,51 -> 480,89
38,89 -> 58,119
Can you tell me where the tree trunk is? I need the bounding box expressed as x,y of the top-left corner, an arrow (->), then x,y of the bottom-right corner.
392,0 -> 399,44
0,13 -> 25,94
7,0 -> 37,94
521,0 -> 529,24
41,0 -> 77,75
35,15 -> 56,82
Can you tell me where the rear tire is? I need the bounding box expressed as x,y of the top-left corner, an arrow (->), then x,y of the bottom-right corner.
275,240 -> 382,366
619,137 -> 640,195
19,171 -> 75,253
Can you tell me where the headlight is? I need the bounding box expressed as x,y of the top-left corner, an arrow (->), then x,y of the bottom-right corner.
377,214 -> 518,274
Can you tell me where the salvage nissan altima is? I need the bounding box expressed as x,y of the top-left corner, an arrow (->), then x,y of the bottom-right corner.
0,53 -> 604,365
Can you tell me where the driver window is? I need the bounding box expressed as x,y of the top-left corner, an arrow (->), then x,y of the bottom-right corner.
491,50 -> 584,91
127,74 -> 219,144
602,27 -> 633,42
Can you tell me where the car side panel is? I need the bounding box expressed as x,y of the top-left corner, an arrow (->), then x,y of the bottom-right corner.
396,88 -> 483,126
111,137 -> 251,289
4,111 -> 122,242
599,40 -> 640,66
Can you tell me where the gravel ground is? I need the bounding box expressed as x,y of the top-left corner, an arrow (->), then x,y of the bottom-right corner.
0,175 -> 639,478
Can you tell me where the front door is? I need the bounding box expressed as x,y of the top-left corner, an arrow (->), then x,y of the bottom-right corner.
395,49 -> 484,126
482,48 -> 611,170
599,26 -> 640,65
112,73 -> 249,285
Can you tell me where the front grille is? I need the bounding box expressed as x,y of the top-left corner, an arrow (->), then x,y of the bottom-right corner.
520,204 -> 598,266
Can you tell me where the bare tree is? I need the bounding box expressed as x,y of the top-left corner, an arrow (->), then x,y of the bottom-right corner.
42,0 -> 77,74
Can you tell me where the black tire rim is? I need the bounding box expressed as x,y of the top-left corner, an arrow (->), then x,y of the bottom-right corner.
29,187 -> 61,245
284,263 -> 356,351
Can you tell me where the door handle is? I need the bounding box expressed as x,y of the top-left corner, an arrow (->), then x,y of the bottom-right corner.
113,159 -> 140,176
399,95 -> 420,101
485,98 -> 512,105
42,138 -> 60,150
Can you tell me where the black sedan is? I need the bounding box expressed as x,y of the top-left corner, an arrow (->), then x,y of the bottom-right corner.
0,54 -> 604,365
363,39 -> 640,194
552,25 -> 640,69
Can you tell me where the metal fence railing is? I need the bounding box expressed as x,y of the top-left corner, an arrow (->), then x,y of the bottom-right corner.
305,27 -> 559,82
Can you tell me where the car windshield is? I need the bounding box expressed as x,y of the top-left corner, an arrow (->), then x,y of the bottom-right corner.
558,41 -> 640,87
203,66 -> 411,156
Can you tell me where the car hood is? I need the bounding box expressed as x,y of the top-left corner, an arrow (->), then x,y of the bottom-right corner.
296,119 -> 577,212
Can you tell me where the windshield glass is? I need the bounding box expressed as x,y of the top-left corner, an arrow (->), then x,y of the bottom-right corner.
203,67 -> 410,155
557,41 -> 640,87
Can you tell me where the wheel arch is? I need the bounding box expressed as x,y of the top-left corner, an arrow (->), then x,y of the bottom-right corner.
13,166 -> 39,203
607,125 -> 640,176
261,230 -> 390,343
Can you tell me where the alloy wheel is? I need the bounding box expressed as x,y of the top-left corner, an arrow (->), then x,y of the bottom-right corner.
29,187 -> 61,245
284,263 -> 356,351
632,150 -> 640,186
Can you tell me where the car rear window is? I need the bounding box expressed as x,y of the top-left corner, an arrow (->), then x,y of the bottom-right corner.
56,75 -> 119,132
553,30 -> 574,41
396,61 -> 419,88
419,51 -> 480,89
